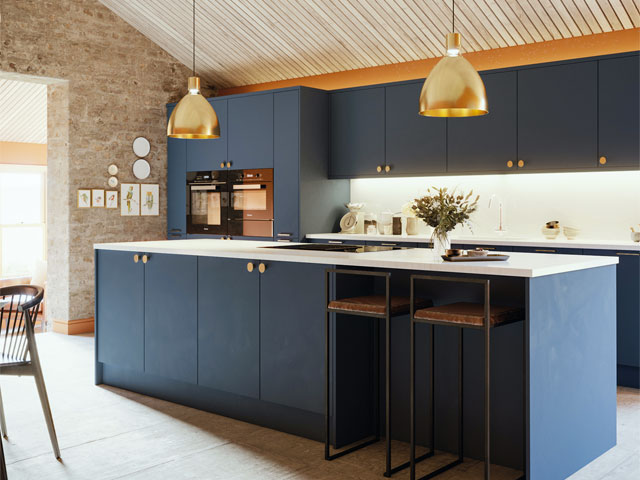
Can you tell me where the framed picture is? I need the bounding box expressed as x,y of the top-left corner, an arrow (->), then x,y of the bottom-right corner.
106,190 -> 118,209
121,183 -> 140,216
92,189 -> 105,208
78,189 -> 91,208
140,184 -> 159,216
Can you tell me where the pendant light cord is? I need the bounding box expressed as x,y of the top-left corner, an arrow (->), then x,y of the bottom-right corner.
452,0 -> 455,33
192,0 -> 196,76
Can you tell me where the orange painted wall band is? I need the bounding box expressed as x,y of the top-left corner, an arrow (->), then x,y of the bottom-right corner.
218,29 -> 640,96
0,141 -> 47,165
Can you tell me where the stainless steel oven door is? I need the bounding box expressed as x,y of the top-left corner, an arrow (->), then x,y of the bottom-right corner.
187,184 -> 228,235
229,182 -> 274,221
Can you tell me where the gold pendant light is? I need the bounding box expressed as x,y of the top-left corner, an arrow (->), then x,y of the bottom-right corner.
419,0 -> 488,117
167,0 -> 219,138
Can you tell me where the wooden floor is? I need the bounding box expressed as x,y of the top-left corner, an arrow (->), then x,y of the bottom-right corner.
1,333 -> 638,479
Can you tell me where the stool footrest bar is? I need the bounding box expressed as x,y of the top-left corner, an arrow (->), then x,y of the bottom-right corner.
416,458 -> 463,480
325,437 -> 379,461
384,450 -> 434,477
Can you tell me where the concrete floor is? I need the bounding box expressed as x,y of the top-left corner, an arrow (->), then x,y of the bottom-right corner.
1,333 -> 638,479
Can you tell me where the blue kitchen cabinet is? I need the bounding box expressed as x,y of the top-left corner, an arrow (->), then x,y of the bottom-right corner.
274,90 -> 300,241
198,257 -> 260,398
330,87 -> 385,177
144,253 -> 198,384
186,98 -> 228,172
448,71 -> 517,173
228,93 -> 274,169
385,81 -> 446,175
599,55 -> 640,169
512,246 -> 583,255
518,61 -> 598,171
167,114 -> 187,239
96,250 -> 144,371
260,261 -> 327,413
587,250 -> 640,379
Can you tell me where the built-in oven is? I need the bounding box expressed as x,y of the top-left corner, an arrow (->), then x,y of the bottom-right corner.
186,171 -> 228,235
228,169 -> 273,238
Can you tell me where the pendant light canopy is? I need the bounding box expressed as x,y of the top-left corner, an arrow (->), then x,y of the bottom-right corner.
419,1 -> 488,118
168,0 -> 219,139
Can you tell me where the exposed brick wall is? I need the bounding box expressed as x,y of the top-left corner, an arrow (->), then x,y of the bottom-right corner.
0,0 -> 203,321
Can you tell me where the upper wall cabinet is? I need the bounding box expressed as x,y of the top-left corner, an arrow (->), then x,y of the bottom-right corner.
228,93 -> 274,169
186,98 -> 228,172
599,55 -> 640,169
167,106 -> 187,239
385,82 -> 446,175
448,71 -> 517,173
330,87 -> 385,177
518,61 -> 598,171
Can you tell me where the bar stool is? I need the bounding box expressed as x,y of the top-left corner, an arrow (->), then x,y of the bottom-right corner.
409,275 -> 525,480
325,268 -> 433,477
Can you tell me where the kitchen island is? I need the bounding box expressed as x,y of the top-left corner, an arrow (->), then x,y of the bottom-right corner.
94,239 -> 618,480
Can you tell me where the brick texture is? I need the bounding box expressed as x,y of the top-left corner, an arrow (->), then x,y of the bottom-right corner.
0,0 -> 213,321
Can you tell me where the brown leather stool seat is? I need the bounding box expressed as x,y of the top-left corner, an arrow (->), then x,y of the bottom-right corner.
414,302 -> 524,327
329,295 -> 433,316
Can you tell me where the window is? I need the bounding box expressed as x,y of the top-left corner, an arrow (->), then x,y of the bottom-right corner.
0,165 -> 46,278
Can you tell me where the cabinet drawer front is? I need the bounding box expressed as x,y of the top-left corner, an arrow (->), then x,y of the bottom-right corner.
198,257 -> 260,398
96,250 -> 145,371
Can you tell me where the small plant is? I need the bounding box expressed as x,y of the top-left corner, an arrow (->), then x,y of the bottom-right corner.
411,187 -> 479,246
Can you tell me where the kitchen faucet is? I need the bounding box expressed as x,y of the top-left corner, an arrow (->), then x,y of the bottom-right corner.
488,194 -> 508,233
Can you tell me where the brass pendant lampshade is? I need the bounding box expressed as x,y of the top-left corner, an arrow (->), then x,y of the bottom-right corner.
167,0 -> 219,138
419,1 -> 488,117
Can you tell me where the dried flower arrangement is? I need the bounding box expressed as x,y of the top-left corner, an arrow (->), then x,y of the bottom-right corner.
411,187 -> 479,248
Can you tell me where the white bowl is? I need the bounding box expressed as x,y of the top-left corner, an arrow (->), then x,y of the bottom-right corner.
541,227 -> 560,239
563,226 -> 580,240
631,231 -> 640,242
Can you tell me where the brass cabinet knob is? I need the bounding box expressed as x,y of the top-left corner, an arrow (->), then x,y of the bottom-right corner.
142,254 -> 149,264
517,160 -> 525,168
384,165 -> 391,172
376,165 -> 382,173
507,160 -> 514,168
226,161 -> 231,168
220,162 -> 225,168
133,254 -> 139,263
258,263 -> 266,274
599,156 -> 607,165
247,262 -> 254,272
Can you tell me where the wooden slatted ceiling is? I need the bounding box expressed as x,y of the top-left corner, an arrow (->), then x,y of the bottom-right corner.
99,0 -> 640,88
0,79 -> 47,144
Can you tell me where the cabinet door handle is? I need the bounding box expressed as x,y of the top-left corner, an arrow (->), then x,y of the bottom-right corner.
535,249 -> 556,253
328,240 -> 343,244
277,233 -> 292,237
518,160 -> 525,168
133,254 -> 139,263
599,156 -> 607,165
169,228 -> 182,233
220,162 -> 225,168
247,262 -> 254,272
226,161 -> 232,168
384,165 -> 391,173
507,160 -> 514,168
258,263 -> 266,273
142,254 -> 149,264
470,246 -> 495,250
277,239 -> 291,242
617,252 -> 639,256
381,243 -> 397,246
376,165 -> 382,173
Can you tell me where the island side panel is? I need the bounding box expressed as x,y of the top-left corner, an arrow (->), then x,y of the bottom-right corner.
527,265 -> 616,480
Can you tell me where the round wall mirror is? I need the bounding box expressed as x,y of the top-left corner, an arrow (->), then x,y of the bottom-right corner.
108,176 -> 118,188
108,164 -> 118,175
132,137 -> 151,157
133,159 -> 151,180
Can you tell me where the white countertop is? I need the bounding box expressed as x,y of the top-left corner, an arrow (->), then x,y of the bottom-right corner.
305,233 -> 640,251
94,239 -> 618,278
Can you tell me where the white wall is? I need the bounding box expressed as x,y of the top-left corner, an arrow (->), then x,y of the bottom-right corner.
350,171 -> 640,240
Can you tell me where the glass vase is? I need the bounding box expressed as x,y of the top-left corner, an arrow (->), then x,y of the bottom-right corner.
431,232 -> 451,259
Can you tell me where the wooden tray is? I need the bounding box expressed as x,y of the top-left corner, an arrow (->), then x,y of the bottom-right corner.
442,254 -> 510,262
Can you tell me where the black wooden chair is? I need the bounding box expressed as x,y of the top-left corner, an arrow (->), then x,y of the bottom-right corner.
0,285 -> 60,460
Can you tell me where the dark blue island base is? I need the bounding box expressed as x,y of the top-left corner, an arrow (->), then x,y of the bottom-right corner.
95,249 -> 616,480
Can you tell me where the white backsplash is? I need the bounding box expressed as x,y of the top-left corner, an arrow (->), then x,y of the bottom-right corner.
350,170 -> 640,241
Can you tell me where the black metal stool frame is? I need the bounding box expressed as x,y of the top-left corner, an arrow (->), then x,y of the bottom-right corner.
409,274 -> 526,480
325,268 -> 433,477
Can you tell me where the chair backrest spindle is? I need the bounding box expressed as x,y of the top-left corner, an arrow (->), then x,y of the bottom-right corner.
0,286 -> 45,363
